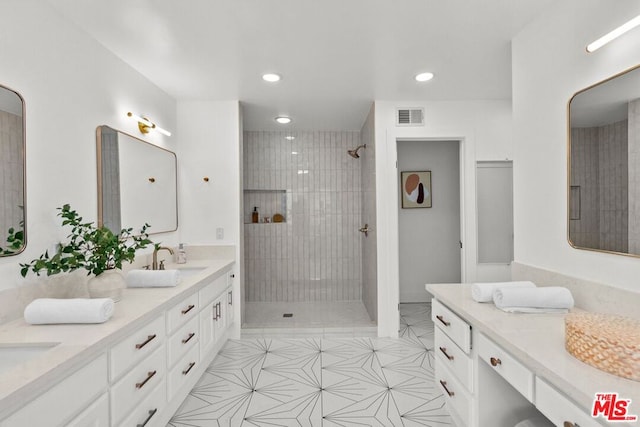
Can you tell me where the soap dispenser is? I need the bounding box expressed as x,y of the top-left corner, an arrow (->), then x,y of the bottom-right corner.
177,243 -> 187,264
252,207 -> 259,223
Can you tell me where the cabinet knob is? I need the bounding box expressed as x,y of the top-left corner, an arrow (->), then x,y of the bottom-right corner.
563,422 -> 580,427
490,357 -> 502,367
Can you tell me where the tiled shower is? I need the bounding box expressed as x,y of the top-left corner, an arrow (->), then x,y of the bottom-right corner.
242,125 -> 377,326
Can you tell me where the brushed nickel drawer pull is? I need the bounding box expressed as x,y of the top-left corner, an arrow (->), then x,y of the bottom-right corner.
490,357 -> 502,367
182,362 -> 196,375
137,408 -> 158,427
182,332 -> 196,344
436,315 -> 450,326
135,370 -> 157,389
439,346 -> 454,361
135,334 -> 156,350
181,304 -> 195,315
439,380 -> 454,397
228,290 -> 233,305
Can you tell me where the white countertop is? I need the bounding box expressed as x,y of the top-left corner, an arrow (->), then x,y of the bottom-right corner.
0,259 -> 234,419
426,283 -> 640,424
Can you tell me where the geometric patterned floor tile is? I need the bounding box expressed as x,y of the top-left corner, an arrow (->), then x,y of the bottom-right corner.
168,303 -> 452,426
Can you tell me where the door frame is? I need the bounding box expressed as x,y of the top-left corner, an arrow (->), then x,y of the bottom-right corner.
396,139 -> 465,303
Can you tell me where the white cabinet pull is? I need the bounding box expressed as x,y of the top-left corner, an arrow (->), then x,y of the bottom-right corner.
135,334 -> 156,350
436,315 -> 450,326
135,370 -> 157,389
182,332 -> 195,344
137,408 -> 158,427
439,347 -> 454,361
439,380 -> 455,397
181,304 -> 195,315
182,362 -> 196,376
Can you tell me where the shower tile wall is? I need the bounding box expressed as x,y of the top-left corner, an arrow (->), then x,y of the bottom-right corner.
0,110 -> 24,241
243,131 -> 362,302
570,120 -> 628,252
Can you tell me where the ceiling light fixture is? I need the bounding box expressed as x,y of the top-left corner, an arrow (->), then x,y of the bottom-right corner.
275,116 -> 292,124
127,112 -> 171,136
285,136 -> 295,140
262,73 -> 281,82
586,14 -> 640,53
415,72 -> 435,82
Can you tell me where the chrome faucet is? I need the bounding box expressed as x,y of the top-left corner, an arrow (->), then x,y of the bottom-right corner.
152,246 -> 174,270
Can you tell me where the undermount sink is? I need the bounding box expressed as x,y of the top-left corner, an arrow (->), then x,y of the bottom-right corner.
175,266 -> 206,278
0,343 -> 60,376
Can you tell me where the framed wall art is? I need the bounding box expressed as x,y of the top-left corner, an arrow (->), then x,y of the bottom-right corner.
401,171 -> 432,208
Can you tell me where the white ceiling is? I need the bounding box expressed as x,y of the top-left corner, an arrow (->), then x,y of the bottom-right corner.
46,0 -> 558,131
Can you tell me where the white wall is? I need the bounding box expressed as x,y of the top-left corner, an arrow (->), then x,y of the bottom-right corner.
0,1 -> 177,292
177,100 -> 242,334
512,0 -> 640,293
375,100 -> 513,336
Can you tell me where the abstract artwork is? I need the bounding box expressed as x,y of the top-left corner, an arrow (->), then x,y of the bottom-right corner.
401,171 -> 432,208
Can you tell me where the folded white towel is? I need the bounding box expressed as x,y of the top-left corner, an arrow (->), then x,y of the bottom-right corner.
126,269 -> 181,288
471,281 -> 536,303
493,287 -> 574,313
24,298 -> 114,324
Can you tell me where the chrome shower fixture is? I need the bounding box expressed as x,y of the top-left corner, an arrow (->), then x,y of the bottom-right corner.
347,144 -> 367,159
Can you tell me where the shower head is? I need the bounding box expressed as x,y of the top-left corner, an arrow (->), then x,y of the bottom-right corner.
347,144 -> 367,159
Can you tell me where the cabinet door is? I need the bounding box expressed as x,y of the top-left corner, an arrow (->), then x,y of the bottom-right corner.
199,303 -> 215,360
66,393 -> 109,427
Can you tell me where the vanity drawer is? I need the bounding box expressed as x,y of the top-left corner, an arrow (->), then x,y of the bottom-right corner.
167,344 -> 200,401
436,358 -> 472,427
199,274 -> 227,307
119,379 -> 166,427
435,327 -> 473,392
477,333 -> 533,402
110,346 -> 166,425
167,315 -> 199,368
110,314 -> 165,382
432,298 -> 472,354
535,378 -> 600,427
166,292 -> 199,334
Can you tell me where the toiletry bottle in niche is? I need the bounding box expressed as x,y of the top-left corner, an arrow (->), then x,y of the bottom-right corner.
252,207 -> 259,223
177,243 -> 187,264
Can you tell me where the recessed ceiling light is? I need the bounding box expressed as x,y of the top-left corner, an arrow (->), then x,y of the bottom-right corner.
415,72 -> 435,82
285,136 -> 295,140
275,116 -> 291,124
262,73 -> 281,82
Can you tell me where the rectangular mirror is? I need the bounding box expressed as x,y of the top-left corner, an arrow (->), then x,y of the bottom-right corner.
568,64 -> 640,256
0,84 -> 26,256
97,126 -> 177,234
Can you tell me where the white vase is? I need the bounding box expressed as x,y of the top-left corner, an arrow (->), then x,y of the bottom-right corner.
87,269 -> 125,302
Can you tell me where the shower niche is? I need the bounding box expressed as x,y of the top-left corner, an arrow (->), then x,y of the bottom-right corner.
243,189 -> 288,224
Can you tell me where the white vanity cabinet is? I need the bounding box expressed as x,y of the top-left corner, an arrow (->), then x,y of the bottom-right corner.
429,289 -> 613,427
0,354 -> 108,427
432,299 -> 474,427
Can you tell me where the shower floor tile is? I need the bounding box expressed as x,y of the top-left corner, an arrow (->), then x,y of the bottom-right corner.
168,303 -> 452,427
242,301 -> 377,338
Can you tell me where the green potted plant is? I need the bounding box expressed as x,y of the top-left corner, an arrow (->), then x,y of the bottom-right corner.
20,204 -> 154,301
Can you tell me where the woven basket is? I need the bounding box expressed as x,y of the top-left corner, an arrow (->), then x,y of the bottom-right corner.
565,312 -> 640,382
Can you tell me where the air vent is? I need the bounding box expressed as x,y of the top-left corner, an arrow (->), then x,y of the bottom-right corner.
396,107 -> 424,126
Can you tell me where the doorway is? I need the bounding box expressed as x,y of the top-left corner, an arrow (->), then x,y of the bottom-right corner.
398,140 -> 461,302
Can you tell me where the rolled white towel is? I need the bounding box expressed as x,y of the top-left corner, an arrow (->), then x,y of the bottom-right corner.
126,269 -> 181,288
24,298 -> 114,324
493,287 -> 574,313
471,281 -> 536,303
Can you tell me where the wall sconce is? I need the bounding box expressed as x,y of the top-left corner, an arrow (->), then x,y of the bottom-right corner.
586,14 -> 640,53
127,112 -> 172,136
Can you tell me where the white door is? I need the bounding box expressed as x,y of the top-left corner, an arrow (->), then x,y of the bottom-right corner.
398,140 -> 461,302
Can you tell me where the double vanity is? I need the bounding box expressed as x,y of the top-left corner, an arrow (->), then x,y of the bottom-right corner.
428,283 -> 639,427
0,258 -> 236,427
